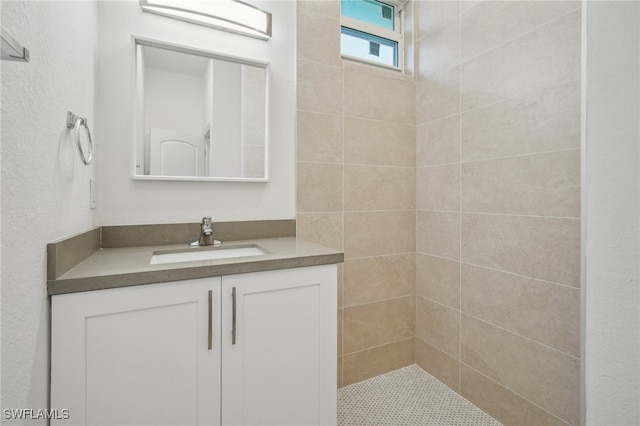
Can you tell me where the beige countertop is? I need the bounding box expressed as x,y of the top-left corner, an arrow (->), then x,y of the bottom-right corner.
48,237 -> 344,295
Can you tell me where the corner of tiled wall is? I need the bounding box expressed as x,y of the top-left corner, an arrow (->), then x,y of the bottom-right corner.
415,1 -> 582,425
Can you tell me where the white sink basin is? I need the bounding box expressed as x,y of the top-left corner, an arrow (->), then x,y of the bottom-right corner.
150,245 -> 268,265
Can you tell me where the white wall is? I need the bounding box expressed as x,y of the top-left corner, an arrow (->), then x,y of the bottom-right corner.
0,0 -> 97,418
584,2 -> 640,425
95,0 -> 296,224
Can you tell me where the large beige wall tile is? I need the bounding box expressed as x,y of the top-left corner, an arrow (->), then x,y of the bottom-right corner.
417,67 -> 460,123
418,17 -> 460,77
460,365 -> 569,426
343,338 -> 415,386
417,115 -> 460,167
461,315 -> 579,424
417,0 -> 460,42
461,79 -> 581,162
297,0 -> 340,19
345,166 -> 415,211
344,211 -> 415,259
297,111 -> 343,163
297,59 -> 343,115
461,1 -> 481,13
461,150 -> 580,218
461,264 -> 580,357
344,118 -> 415,167
416,254 -> 460,309
337,356 -> 343,388
461,1 -> 581,62
343,296 -> 415,353
416,338 -> 460,392
296,212 -> 343,251
297,11 -> 341,65
461,214 -> 580,286
417,164 -> 461,211
296,162 -> 343,212
344,61 -> 415,82
344,67 -> 415,125
460,10 -> 581,111
343,254 -> 415,307
416,211 -> 460,260
415,296 -> 460,358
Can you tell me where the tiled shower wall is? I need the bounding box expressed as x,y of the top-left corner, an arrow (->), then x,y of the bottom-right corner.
295,1 -> 417,388
296,1 -> 581,424
415,2 -> 581,425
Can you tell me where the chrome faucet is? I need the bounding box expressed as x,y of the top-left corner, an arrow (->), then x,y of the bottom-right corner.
190,216 -> 222,247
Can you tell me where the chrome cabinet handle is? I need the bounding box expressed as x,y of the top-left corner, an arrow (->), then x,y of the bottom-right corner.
208,290 -> 213,350
232,287 -> 237,345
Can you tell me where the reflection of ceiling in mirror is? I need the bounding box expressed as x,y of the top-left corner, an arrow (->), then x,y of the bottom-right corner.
143,45 -> 209,76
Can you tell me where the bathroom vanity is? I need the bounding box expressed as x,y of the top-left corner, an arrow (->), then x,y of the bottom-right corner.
47,222 -> 342,426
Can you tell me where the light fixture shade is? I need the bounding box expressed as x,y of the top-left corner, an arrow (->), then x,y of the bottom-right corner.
140,0 -> 272,40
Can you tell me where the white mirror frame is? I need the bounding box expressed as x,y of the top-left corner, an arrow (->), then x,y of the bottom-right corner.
131,36 -> 270,182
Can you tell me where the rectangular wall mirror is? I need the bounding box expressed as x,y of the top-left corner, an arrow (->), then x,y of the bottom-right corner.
133,38 -> 269,181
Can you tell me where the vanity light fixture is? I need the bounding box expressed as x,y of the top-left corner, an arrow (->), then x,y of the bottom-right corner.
139,0 -> 272,40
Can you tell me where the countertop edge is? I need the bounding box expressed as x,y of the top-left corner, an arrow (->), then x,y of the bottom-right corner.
47,252 -> 344,296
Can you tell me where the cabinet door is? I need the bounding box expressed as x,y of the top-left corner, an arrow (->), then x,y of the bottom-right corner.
51,278 -> 221,426
221,265 -> 337,426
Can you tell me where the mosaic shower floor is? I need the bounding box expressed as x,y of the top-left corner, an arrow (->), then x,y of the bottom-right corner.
338,364 -> 503,426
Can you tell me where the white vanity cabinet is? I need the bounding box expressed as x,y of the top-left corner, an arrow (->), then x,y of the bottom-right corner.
51,265 -> 337,426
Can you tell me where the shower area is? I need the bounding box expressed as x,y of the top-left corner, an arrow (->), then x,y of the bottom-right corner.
296,1 -> 581,425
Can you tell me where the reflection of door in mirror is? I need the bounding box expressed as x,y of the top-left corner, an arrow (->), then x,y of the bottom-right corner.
134,39 -> 269,181
149,129 -> 205,176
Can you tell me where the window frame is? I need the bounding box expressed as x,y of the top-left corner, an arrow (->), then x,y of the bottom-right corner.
340,0 -> 407,71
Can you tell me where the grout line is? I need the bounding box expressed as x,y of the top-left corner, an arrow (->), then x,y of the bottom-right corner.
417,294 -> 460,313
416,76 -> 580,128
460,363 -> 573,426
341,336 -> 415,358
297,109 -> 344,119
297,57 -> 342,69
343,163 -> 417,169
414,252 -> 580,290
459,261 -> 581,291
297,159 -> 344,166
415,251 -> 460,263
340,59 -> 346,390
458,147 -> 582,166
417,6 -> 582,80
459,5 -> 582,66
461,312 -> 580,361
343,209 -> 417,213
300,209 -> 415,215
343,115 -> 416,126
344,252 -> 417,261
417,209 -> 580,221
415,146 -> 581,168
457,0 -> 463,393
299,160 -> 422,170
342,293 -> 416,310
458,76 -> 582,116
416,110 -> 460,126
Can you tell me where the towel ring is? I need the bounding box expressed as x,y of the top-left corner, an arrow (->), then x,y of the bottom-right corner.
67,111 -> 93,165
